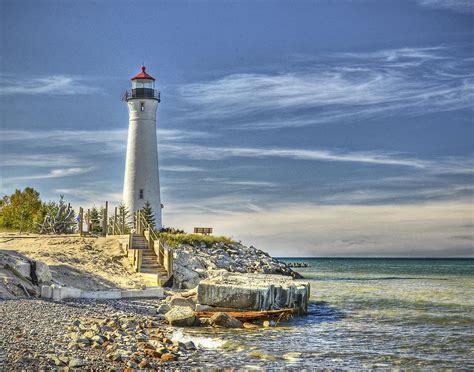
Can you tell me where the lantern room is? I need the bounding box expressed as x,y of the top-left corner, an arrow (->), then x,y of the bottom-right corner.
125,66 -> 160,101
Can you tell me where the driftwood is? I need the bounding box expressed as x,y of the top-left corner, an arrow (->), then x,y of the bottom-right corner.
37,204 -> 76,234
194,308 -> 294,321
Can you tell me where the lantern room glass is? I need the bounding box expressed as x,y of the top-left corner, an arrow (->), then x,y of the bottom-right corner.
132,79 -> 155,90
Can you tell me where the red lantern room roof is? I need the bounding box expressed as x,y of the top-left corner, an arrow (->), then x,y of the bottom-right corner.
131,66 -> 156,81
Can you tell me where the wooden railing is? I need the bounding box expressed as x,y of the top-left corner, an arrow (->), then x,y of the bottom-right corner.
136,210 -> 173,278
123,233 -> 142,272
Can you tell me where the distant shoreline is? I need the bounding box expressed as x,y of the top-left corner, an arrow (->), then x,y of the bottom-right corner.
277,256 -> 474,259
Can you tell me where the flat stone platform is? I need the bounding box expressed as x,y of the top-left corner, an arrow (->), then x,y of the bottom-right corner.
196,271 -> 310,314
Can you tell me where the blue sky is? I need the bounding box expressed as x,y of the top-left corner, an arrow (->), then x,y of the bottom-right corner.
1,0 -> 473,256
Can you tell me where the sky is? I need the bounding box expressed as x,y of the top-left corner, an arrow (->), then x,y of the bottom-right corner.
0,0 -> 473,257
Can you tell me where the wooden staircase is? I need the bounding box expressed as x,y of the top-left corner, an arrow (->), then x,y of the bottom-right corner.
129,233 -> 172,287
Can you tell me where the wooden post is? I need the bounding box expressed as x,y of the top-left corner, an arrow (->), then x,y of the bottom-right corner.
121,208 -> 125,234
103,201 -> 108,236
113,207 -> 118,235
87,209 -> 91,234
136,211 -> 141,235
79,207 -> 84,237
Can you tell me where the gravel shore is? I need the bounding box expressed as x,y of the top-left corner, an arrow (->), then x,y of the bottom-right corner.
0,298 -> 194,370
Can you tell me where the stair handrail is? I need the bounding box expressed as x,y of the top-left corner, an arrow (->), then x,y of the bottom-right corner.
108,220 -> 124,235
136,210 -> 173,277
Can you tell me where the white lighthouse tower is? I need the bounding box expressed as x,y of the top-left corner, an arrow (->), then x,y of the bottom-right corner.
123,66 -> 162,228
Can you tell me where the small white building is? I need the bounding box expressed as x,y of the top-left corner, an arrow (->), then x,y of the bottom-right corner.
123,66 -> 162,228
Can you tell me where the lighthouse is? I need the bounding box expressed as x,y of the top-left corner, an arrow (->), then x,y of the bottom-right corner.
123,66 -> 162,228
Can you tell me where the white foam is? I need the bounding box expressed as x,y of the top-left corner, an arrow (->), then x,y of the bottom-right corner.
172,329 -> 225,349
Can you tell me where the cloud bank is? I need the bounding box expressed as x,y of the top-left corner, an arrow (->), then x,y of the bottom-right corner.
178,46 -> 474,129
0,75 -> 101,96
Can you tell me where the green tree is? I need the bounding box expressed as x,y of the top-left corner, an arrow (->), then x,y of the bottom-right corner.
141,201 -> 156,229
0,187 -> 43,232
89,206 -> 101,233
108,202 -> 132,234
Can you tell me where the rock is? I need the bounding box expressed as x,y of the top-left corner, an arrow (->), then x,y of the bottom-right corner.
109,352 -> 123,362
243,322 -> 259,329
35,261 -> 52,283
91,335 -> 105,344
164,306 -> 196,327
126,361 -> 138,368
263,320 -> 276,327
50,356 -> 65,366
198,317 -> 211,327
184,341 -> 196,350
75,338 -> 90,346
209,312 -> 243,328
138,359 -> 150,368
157,303 -> 171,314
145,349 -> 161,358
68,358 -> 86,367
168,296 -> 195,310
180,287 -> 198,297
161,353 -> 177,361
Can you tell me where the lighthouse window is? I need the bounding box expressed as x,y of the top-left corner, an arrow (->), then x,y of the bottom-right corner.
139,189 -> 144,199
140,102 -> 145,111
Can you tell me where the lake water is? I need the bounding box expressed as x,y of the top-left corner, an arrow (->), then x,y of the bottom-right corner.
173,258 -> 474,369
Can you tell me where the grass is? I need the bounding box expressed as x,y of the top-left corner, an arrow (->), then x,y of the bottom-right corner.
157,232 -> 235,248
0,227 -> 21,233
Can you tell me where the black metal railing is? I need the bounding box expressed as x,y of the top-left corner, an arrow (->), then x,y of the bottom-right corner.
123,88 -> 161,102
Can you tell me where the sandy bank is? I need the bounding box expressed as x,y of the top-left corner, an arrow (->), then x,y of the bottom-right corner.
0,234 -> 150,290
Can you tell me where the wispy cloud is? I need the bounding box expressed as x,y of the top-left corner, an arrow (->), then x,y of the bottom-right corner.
163,144 -> 430,168
0,75 -> 101,96
161,165 -> 205,172
203,177 -> 277,188
0,129 -> 439,169
178,46 -> 474,129
6,167 -> 93,181
55,182 -> 123,207
320,185 -> 474,205
0,129 -> 212,147
0,154 -> 80,167
416,0 -> 474,13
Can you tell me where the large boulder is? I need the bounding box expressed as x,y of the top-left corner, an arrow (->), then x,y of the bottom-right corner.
164,306 -> 196,327
197,271 -> 310,314
0,251 -> 52,283
173,251 -> 207,289
209,312 -> 243,328
34,261 -> 52,283
167,295 -> 196,310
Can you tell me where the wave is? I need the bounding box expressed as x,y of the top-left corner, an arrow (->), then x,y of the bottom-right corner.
172,329 -> 225,349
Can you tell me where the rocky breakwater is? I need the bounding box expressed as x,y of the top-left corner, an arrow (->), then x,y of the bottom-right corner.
172,241 -> 302,289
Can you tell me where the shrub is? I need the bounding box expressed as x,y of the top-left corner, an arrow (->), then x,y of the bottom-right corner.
157,232 -> 235,248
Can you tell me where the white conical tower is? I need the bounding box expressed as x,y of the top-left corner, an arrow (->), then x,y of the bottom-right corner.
123,66 -> 162,228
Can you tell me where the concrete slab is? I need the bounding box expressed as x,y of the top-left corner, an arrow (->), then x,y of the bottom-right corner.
197,271 -> 310,314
